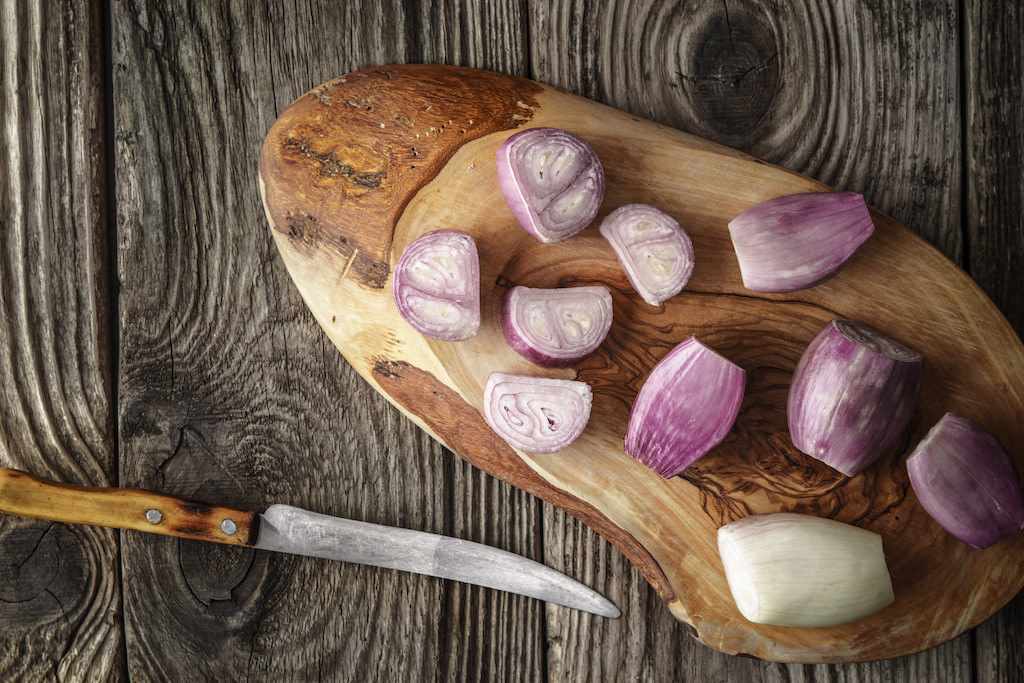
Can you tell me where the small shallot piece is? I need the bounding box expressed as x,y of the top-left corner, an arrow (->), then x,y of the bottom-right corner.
718,513 -> 895,627
501,285 -> 614,367
788,319 -> 923,476
392,230 -> 480,341
907,412 -> 1024,549
483,372 -> 593,454
624,337 -> 745,478
496,127 -> 605,243
728,191 -> 874,292
599,203 -> 695,306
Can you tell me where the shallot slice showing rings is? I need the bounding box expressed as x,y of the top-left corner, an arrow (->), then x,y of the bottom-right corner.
483,372 -> 593,454
501,285 -> 613,367
599,203 -> 694,306
496,127 -> 605,243
392,230 -> 480,341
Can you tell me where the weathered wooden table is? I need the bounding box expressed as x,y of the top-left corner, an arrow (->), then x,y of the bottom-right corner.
2,1 -> 1021,680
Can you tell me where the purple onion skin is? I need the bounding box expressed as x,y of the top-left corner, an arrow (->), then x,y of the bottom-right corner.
483,372 -> 593,454
625,337 -> 746,478
599,203 -> 695,306
907,412 -> 1024,549
788,319 -> 923,476
501,285 -> 613,367
728,192 -> 874,293
496,127 -> 605,243
392,230 -> 480,341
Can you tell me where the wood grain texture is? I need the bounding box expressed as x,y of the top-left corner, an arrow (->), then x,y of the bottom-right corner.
0,1 -> 119,681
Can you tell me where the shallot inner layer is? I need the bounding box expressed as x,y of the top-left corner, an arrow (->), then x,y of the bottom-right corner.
501,285 -> 613,367
483,372 -> 593,454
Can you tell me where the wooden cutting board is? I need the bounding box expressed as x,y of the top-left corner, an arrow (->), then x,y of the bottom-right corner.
258,64 -> 1024,663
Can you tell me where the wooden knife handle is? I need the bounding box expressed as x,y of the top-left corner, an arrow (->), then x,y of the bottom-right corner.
0,468 -> 258,547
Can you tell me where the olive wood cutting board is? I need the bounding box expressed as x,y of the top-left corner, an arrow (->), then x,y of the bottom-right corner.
258,64 -> 1024,663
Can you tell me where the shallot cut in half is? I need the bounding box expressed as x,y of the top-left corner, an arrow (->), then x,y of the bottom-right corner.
599,204 -> 695,306
501,285 -> 613,367
728,191 -> 874,293
392,230 -> 480,341
907,412 -> 1024,549
483,372 -> 593,454
496,127 -> 605,243
788,319 -> 923,476
718,513 -> 894,627
625,337 -> 745,478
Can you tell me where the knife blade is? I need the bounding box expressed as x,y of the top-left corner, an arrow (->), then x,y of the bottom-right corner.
0,468 -> 619,617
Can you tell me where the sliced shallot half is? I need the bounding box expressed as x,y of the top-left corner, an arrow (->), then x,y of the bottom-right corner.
788,319 -> 923,476
718,513 -> 894,627
625,337 -> 745,478
392,230 -> 480,341
599,203 -> 695,306
483,372 -> 593,454
907,412 -> 1024,549
501,285 -> 613,367
496,127 -> 605,243
728,191 -> 874,293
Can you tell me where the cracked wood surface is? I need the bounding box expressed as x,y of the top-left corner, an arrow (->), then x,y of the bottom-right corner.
0,0 -> 1021,680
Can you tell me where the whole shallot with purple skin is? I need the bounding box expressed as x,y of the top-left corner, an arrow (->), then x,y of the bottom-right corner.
501,285 -> 614,367
787,319 -> 923,476
496,127 -> 605,243
625,337 -> 746,478
599,204 -> 695,306
392,230 -> 480,341
483,372 -> 593,454
728,191 -> 874,292
907,412 -> 1024,549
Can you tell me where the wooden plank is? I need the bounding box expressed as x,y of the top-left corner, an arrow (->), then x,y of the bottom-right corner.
529,0 -> 980,677
113,0 -> 545,680
963,2 -> 1024,681
0,0 -> 119,680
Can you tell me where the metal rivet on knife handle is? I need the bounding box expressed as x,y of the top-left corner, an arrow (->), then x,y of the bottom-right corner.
146,509 -> 163,524
221,519 -> 237,535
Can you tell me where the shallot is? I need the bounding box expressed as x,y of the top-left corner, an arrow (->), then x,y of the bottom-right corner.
392,230 -> 480,341
624,337 -> 745,478
599,203 -> 695,306
496,127 -> 605,243
483,372 -> 593,454
788,319 -> 923,476
728,191 -> 874,293
501,285 -> 614,367
907,412 -> 1024,549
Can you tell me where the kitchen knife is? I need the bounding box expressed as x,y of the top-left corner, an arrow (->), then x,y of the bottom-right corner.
0,468 -> 619,617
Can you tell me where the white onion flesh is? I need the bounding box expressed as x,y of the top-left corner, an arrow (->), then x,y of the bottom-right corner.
392,230 -> 480,341
501,285 -> 613,367
788,319 -> 923,476
624,337 -> 745,478
907,412 -> 1024,549
599,204 -> 695,306
496,127 -> 605,243
718,513 -> 895,627
728,192 -> 874,293
483,372 -> 593,454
